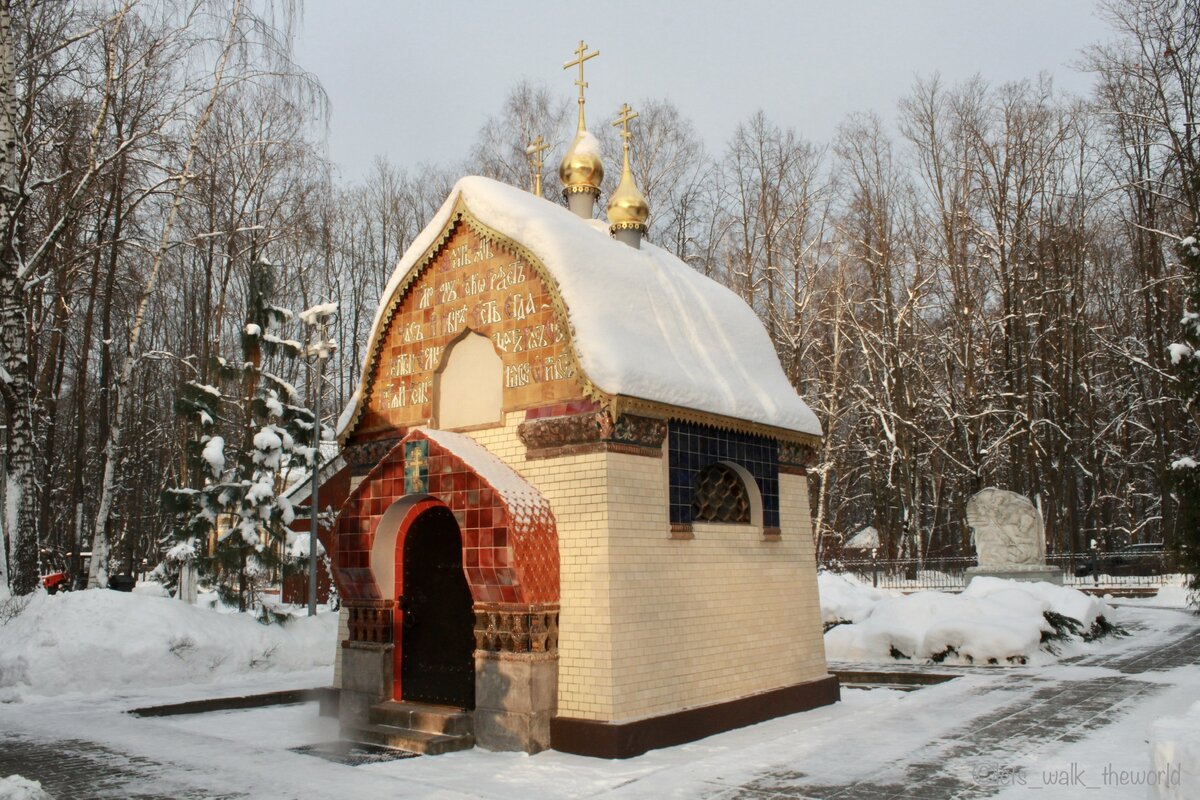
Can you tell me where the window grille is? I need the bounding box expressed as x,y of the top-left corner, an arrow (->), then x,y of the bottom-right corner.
691,463 -> 751,524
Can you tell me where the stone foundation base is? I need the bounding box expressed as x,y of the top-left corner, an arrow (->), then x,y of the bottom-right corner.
473,651 -> 557,753
338,641 -> 394,730
966,565 -> 1063,585
550,673 -> 841,759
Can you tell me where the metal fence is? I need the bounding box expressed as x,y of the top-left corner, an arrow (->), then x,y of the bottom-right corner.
1048,552 -> 1186,590
828,552 -> 1188,592
834,556 -> 974,591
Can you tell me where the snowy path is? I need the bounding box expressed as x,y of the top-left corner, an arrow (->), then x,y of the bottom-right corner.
1,606 -> 1197,799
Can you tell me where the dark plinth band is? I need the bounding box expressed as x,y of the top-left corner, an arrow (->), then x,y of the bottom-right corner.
550,673 -> 840,759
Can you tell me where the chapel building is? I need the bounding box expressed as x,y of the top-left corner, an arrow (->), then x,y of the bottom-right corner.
329,69 -> 836,758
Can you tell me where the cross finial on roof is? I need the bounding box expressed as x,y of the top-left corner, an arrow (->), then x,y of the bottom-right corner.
563,40 -> 599,131
612,103 -> 639,147
526,135 -> 550,197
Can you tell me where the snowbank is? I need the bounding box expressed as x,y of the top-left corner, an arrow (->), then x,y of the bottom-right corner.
1149,700 -> 1200,799
820,574 -> 1112,665
817,572 -> 895,625
132,580 -> 170,598
0,776 -> 53,800
0,590 -> 336,700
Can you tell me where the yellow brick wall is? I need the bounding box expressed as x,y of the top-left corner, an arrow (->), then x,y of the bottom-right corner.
780,471 -> 830,673
464,412 -> 614,720
602,458 -> 828,721
464,413 -> 829,723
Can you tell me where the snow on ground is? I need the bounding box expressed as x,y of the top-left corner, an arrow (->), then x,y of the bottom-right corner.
1114,583 -> 1197,609
0,589 -> 336,702
0,776 -> 52,800
131,580 -> 170,598
989,661 -> 1200,800
1150,699 -> 1200,800
0,587 -> 1196,799
817,571 -> 896,625
820,573 -> 1112,665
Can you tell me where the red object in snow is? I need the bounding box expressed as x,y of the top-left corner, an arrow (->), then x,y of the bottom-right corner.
42,572 -> 66,593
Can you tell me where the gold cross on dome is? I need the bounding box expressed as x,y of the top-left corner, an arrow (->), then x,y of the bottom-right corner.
563,40 -> 599,129
612,103 -> 639,146
526,135 -> 550,197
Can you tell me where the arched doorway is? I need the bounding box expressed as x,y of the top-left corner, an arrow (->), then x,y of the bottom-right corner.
399,505 -> 475,708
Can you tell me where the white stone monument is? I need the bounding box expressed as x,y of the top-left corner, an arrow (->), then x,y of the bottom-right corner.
964,488 -> 1062,585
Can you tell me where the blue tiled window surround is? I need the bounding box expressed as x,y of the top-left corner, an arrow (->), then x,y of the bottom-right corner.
667,421 -> 779,528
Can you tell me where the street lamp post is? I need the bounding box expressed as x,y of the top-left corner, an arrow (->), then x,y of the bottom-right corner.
303,307 -> 336,617
0,424 -> 7,590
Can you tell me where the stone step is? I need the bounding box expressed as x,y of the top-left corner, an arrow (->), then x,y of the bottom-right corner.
368,701 -> 473,736
348,723 -> 474,755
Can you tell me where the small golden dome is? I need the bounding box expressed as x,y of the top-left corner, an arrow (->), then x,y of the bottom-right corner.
559,130 -> 604,197
607,160 -> 649,232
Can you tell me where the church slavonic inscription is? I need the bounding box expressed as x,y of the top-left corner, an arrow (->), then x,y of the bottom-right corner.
361,227 -> 580,432
449,240 -> 493,269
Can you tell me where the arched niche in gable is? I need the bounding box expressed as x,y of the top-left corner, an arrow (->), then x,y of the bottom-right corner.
434,329 -> 503,430
346,211 -> 592,440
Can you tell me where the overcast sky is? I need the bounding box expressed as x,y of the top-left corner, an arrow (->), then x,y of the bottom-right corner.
292,0 -> 1114,182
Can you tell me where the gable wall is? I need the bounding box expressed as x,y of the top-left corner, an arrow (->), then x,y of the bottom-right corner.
355,225 -> 582,437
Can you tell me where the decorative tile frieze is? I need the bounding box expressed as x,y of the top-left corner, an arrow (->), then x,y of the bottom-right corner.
518,410 -> 666,459
344,436 -> 403,473
346,600 -> 393,645
517,411 -> 597,449
605,412 -> 668,448
474,604 -> 560,654
779,441 -> 818,471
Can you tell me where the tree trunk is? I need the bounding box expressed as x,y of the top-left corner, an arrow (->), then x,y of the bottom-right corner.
89,0 -> 244,588
0,0 -> 40,596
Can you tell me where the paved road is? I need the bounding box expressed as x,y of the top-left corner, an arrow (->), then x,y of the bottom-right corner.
702,612 -> 1200,799
0,736 -> 247,800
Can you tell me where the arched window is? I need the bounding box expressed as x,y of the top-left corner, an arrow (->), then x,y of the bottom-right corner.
691,462 -> 752,524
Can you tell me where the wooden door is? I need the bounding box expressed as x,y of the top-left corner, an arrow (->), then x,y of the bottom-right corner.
400,506 -> 475,708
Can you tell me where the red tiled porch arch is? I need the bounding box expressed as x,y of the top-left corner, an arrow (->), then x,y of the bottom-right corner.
332,428 -> 559,608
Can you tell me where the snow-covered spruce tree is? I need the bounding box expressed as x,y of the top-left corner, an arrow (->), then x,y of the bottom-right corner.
164,259 -> 325,612
1171,216 -> 1200,607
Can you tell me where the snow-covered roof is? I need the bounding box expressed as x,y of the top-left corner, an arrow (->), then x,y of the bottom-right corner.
845,526 -> 880,550
281,442 -> 342,503
417,427 -> 551,528
340,176 -> 821,438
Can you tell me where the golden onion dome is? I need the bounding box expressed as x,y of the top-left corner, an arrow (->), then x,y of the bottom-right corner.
559,129 -> 604,197
607,159 -> 649,232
